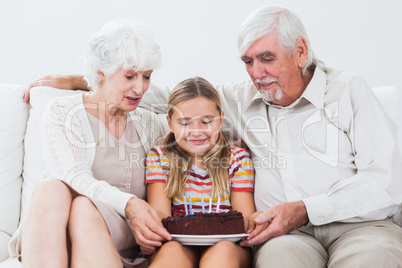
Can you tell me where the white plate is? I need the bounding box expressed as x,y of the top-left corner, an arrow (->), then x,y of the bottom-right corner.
171,234 -> 249,246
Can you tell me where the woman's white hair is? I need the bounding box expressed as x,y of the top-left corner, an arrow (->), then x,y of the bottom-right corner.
83,19 -> 161,90
238,5 -> 324,76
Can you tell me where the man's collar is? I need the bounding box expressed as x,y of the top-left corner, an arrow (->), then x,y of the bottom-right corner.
246,66 -> 327,110
243,83 -> 263,112
300,66 -> 326,109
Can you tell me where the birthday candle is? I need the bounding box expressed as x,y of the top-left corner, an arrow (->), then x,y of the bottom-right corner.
215,195 -> 221,213
208,197 -> 212,213
184,195 -> 188,216
201,193 -> 205,214
189,196 -> 194,215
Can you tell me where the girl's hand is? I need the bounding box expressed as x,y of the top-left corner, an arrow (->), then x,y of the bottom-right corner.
240,201 -> 308,247
125,197 -> 172,252
140,245 -> 156,256
245,211 -> 263,233
245,211 -> 269,241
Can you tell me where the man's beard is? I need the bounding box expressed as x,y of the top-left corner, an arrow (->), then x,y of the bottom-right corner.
255,77 -> 283,103
260,87 -> 283,102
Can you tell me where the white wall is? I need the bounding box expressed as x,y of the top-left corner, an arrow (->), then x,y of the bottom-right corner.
1,0 -> 401,90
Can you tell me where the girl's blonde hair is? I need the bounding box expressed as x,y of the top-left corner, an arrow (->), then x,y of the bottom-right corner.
163,77 -> 230,199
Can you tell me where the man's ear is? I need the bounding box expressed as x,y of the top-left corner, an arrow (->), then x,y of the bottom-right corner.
295,37 -> 309,68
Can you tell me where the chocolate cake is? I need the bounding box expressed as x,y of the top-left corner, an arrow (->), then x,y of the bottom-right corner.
162,211 -> 245,235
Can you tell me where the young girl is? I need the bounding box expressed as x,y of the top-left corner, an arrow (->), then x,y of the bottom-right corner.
145,77 -> 255,268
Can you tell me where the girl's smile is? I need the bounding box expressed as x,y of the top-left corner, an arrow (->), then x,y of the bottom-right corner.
187,138 -> 208,146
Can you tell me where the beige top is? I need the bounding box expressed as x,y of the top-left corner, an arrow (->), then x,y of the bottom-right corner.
87,113 -> 148,267
87,112 -> 147,200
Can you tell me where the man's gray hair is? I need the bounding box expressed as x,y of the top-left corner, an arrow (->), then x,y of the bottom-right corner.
238,5 -> 323,76
83,19 -> 161,90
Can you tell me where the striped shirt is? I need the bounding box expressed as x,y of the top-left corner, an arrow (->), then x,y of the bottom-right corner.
145,146 -> 254,215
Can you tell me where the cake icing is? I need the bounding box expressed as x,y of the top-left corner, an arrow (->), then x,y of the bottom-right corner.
162,211 -> 245,235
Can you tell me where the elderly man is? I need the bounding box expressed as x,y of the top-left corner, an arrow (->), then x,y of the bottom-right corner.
24,5 -> 402,267
226,5 -> 402,267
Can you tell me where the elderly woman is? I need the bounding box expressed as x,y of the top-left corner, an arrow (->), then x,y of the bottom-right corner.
14,20 -> 171,267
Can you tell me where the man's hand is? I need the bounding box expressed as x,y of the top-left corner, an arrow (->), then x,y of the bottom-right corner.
23,75 -> 88,104
240,201 -> 308,247
125,197 -> 172,254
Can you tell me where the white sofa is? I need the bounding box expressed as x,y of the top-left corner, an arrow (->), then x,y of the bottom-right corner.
0,84 -> 401,267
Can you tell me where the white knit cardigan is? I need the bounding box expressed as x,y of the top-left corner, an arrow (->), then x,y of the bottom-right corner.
9,93 -> 163,258
42,93 -> 163,216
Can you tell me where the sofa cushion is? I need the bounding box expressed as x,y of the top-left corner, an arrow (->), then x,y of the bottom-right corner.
21,87 -> 87,221
0,85 -> 29,262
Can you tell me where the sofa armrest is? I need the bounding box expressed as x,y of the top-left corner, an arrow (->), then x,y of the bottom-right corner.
0,85 -> 29,262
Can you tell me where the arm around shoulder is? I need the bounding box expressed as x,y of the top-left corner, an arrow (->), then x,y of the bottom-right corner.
24,75 -> 89,104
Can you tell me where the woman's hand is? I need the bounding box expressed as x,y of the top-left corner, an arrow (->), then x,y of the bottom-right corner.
23,75 -> 88,104
125,197 -> 172,253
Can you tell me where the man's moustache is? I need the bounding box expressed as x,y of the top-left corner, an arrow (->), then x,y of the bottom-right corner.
255,77 -> 278,83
